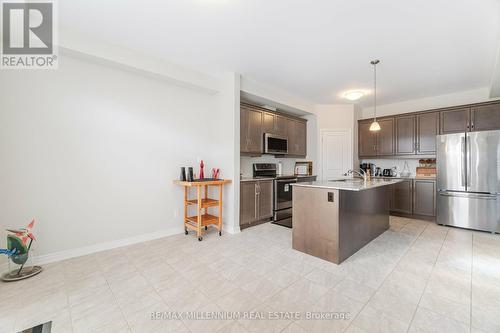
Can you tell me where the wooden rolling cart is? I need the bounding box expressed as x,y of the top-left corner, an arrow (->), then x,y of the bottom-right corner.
173,179 -> 231,241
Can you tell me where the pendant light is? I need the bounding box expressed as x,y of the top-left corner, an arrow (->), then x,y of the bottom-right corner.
369,59 -> 381,131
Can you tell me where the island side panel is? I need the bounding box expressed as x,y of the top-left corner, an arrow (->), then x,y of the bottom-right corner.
292,186 -> 340,263
338,186 -> 390,263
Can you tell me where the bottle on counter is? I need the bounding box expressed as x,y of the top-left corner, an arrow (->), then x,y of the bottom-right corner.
401,161 -> 411,177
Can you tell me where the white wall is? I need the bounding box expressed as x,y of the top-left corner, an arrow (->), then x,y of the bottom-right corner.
214,73 -> 241,233
0,54 -> 237,263
360,87 -> 500,119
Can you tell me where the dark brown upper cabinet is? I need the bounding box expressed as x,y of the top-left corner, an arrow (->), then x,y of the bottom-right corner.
262,112 -> 275,134
395,115 -> 416,155
471,103 -> 500,131
376,118 -> 395,156
358,121 -> 377,157
275,115 -> 288,137
359,118 -> 394,157
240,103 -> 307,157
416,112 -> 439,155
287,119 -> 307,156
359,101 -> 500,158
440,107 -> 470,134
240,106 -> 263,154
262,112 -> 288,137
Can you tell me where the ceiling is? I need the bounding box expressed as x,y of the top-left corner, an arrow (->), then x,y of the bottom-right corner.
59,0 -> 500,107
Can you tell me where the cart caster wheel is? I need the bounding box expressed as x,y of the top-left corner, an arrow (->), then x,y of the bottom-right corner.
219,231 -> 222,236
205,226 -> 208,230
198,237 -> 203,241
185,230 -> 188,235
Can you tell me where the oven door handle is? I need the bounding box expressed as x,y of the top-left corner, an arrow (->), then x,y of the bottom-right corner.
275,179 -> 297,183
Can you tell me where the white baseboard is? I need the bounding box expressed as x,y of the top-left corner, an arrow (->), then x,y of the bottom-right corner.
1,227 -> 183,272
223,223 -> 241,234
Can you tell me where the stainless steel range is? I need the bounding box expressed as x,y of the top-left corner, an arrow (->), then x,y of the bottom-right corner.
253,163 -> 316,228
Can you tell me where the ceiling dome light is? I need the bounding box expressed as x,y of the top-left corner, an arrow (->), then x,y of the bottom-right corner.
343,90 -> 365,101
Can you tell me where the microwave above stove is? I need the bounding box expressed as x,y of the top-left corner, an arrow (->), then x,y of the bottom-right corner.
264,133 -> 288,155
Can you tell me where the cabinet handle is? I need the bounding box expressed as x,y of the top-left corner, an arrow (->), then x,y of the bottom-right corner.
255,184 -> 259,218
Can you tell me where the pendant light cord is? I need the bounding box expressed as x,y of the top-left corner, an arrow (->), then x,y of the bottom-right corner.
373,61 -> 377,121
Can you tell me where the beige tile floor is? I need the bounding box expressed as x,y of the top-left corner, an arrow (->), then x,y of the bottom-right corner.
1,216 -> 499,333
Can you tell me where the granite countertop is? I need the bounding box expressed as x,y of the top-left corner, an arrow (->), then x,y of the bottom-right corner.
291,178 -> 403,191
240,175 -> 317,182
240,177 -> 274,182
373,176 -> 436,180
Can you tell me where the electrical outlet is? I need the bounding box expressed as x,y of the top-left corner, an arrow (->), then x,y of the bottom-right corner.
328,192 -> 334,202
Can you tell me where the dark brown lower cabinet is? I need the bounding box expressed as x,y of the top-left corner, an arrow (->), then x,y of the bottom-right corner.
389,178 -> 436,219
240,181 -> 258,226
391,179 -> 413,214
257,180 -> 273,220
240,180 -> 273,228
413,179 -> 436,216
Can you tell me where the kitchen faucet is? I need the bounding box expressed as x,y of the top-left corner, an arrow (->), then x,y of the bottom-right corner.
344,169 -> 368,182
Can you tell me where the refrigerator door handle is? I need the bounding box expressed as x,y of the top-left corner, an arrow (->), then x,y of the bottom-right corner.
461,137 -> 466,187
438,191 -> 498,200
467,136 -> 471,186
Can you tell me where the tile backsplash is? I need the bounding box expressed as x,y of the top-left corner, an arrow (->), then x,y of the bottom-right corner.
360,159 -> 420,177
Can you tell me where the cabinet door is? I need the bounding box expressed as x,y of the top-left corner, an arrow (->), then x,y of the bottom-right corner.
413,179 -> 436,216
359,121 -> 377,157
287,119 -> 306,156
240,182 -> 257,225
262,112 -> 275,134
376,118 -> 394,156
275,115 -> 288,137
295,121 -> 307,156
388,184 -> 395,211
471,103 -> 500,131
257,181 -> 273,219
440,108 -> 470,134
287,119 -> 297,155
391,179 -> 413,214
246,108 -> 263,153
395,115 -> 416,155
416,112 -> 439,155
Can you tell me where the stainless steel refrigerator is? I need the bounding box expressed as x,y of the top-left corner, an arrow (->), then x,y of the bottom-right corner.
436,129 -> 500,233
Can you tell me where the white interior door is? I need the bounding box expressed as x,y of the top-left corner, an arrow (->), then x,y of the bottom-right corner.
321,130 -> 352,180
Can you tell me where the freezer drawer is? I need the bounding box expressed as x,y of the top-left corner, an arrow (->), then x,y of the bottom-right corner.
437,191 -> 500,233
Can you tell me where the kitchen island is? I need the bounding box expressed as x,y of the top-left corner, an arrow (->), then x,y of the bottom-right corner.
291,178 -> 402,264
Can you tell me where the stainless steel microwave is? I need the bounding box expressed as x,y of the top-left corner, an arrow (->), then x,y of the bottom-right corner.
264,133 -> 288,154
